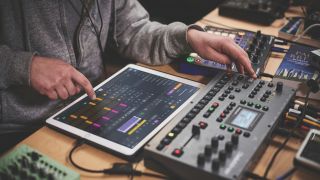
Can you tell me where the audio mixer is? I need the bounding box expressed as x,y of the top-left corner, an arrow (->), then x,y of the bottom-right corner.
144,71 -> 295,179
184,26 -> 275,76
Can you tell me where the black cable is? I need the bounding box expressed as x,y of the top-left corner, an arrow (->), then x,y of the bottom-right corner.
96,0 -> 103,45
78,0 -> 104,55
68,139 -> 167,179
262,90 -> 311,179
258,72 -> 274,79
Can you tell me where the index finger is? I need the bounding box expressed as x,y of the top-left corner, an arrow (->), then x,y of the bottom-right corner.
71,70 -> 96,100
221,41 -> 257,78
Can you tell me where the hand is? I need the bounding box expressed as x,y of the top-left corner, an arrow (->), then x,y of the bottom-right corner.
187,29 -> 257,78
30,56 -> 96,100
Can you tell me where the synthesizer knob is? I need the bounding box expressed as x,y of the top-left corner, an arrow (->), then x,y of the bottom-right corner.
204,145 -> 212,157
197,153 -> 205,166
251,55 -> 258,64
219,150 -> 227,162
225,141 -> 233,153
211,137 -> 219,148
211,159 -> 220,170
192,125 -> 200,136
276,82 -> 283,93
231,134 -> 239,145
256,30 -> 261,38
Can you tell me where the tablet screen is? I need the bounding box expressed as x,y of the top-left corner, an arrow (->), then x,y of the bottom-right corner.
53,67 -> 200,149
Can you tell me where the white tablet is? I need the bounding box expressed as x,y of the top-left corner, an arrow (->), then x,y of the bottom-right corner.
46,64 -> 203,156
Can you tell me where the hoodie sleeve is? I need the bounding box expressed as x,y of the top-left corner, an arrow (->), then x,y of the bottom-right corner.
113,0 -> 195,65
0,45 -> 34,89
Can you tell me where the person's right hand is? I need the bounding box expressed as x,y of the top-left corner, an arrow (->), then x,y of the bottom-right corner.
30,56 -> 96,100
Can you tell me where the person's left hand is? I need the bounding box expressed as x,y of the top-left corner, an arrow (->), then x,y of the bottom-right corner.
187,28 -> 257,78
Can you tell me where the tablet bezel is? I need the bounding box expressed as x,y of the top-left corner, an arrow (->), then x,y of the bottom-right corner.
46,64 -> 204,156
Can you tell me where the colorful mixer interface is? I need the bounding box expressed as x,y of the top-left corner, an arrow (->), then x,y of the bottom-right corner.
54,68 -> 199,148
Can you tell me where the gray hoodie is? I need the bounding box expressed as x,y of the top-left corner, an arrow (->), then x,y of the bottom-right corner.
0,0 -> 193,134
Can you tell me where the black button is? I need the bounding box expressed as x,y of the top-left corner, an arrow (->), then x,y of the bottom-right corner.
230,102 -> 236,106
200,99 -> 209,105
211,137 -> 219,148
228,86 -> 234,90
242,84 -> 249,89
268,82 -> 274,87
192,125 -> 201,135
218,96 -> 225,101
259,80 -> 265,85
254,87 -> 260,91
231,134 -> 239,145
218,150 -> 227,161
232,80 -> 239,86
243,132 -> 251,137
222,93 -> 228,97
218,135 -> 225,140
255,104 -> 261,109
225,141 -> 233,153
240,100 -> 246,104
237,75 -> 244,80
216,117 -> 223,122
215,83 -> 224,88
177,122 -> 187,128
262,106 -> 269,111
211,87 -> 220,92
161,138 -> 171,145
251,90 -> 257,95
235,88 -> 241,92
263,94 -> 269,98
181,117 -> 191,124
212,159 -> 220,170
257,84 -> 263,88
186,112 -> 196,119
227,105 -> 233,111
260,97 -> 266,102
156,144 -> 165,150
204,95 -> 213,101
203,112 -> 211,118
266,90 -> 272,95
172,148 -> 184,157
248,94 -> 254,98
172,127 -> 181,134
207,90 -> 216,96
195,103 -> 205,110
223,109 -> 229,114
197,153 -> 205,166
247,102 -> 254,106
229,95 -> 235,99
219,80 -> 227,84
204,145 -> 212,157
190,108 -> 200,115
224,89 -> 231,94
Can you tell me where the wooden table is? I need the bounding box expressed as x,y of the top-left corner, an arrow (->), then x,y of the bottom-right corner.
8,5 -> 320,180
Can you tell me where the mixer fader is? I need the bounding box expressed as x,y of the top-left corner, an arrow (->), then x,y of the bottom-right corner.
144,71 -> 295,180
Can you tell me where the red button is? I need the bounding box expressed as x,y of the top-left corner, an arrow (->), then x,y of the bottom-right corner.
235,128 -> 242,134
198,121 -> 208,129
172,148 -> 184,157
212,102 -> 219,108
220,113 -> 226,118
